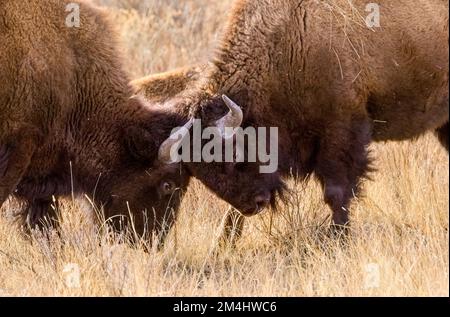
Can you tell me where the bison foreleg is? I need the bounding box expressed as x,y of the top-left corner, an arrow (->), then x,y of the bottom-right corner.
25,198 -> 60,231
436,122 -> 449,152
315,118 -> 372,231
0,129 -> 39,207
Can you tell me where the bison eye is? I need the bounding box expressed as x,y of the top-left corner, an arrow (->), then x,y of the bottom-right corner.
161,181 -> 175,195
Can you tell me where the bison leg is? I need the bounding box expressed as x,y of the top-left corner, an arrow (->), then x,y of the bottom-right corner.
219,207 -> 245,247
315,118 -> 372,231
24,198 -> 60,231
436,122 -> 449,152
0,129 -> 39,207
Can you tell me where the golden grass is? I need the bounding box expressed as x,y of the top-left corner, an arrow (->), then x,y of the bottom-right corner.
0,0 -> 448,296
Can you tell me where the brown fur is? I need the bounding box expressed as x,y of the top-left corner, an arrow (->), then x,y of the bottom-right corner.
136,0 -> 449,227
132,65 -> 206,103
0,0 -> 190,241
134,67 -> 284,216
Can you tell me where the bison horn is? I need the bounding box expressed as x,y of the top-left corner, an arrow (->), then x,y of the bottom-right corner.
215,95 -> 244,139
158,118 -> 194,163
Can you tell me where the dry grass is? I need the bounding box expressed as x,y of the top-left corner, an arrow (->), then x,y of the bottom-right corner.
0,0 -> 448,297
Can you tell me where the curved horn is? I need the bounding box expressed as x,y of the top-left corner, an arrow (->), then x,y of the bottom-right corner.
215,95 -> 244,139
158,118 -> 194,163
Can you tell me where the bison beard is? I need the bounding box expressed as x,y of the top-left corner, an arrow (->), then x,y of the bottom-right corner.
135,0 -> 448,235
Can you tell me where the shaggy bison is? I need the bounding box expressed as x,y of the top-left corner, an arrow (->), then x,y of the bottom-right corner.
0,0 -> 190,240
137,0 -> 449,231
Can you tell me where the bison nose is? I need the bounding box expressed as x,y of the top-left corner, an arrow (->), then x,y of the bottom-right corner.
254,192 -> 271,212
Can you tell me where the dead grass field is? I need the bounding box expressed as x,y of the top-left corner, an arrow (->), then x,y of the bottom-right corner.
0,0 -> 448,297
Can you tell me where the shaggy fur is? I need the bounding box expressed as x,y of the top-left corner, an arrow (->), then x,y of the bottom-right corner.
133,68 -> 285,216
0,0 -> 190,240
137,0 -> 449,227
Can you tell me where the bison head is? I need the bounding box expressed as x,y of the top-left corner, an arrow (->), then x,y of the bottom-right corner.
92,97 -> 191,242
157,94 -> 284,216
102,161 -> 190,242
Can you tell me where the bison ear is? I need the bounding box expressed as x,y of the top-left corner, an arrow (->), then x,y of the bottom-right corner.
125,126 -> 157,164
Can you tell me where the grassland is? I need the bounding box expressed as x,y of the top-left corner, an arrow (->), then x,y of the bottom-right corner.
0,0 -> 448,296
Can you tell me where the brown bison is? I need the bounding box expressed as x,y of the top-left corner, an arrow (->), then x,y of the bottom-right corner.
0,0 -> 191,241
137,0 -> 449,231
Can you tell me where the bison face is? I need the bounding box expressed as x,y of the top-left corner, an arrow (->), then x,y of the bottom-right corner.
99,123 -> 191,241
104,162 -> 190,240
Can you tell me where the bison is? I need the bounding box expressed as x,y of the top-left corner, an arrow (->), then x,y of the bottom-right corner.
0,0 -> 191,242
136,0 -> 449,233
